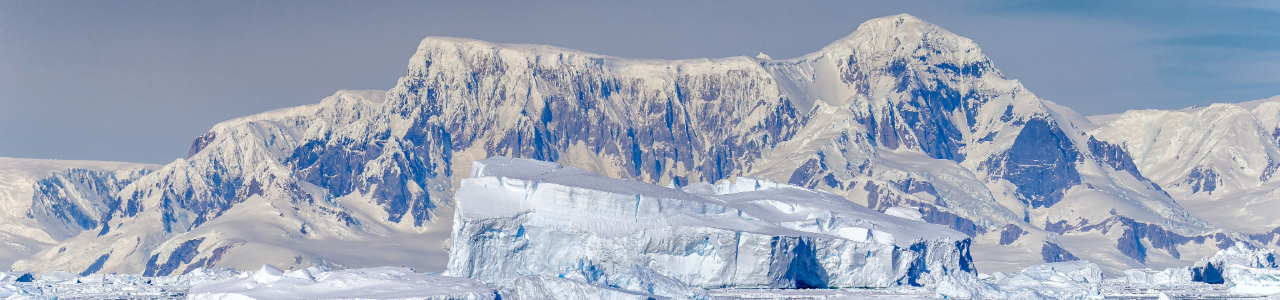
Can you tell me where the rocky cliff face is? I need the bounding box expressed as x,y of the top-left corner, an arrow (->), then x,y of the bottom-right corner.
11,14 -> 1256,276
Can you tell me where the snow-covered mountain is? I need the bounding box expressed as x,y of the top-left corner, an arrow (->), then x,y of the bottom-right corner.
0,158 -> 157,270
13,90 -> 455,275
1090,96 -> 1280,253
7,13 -> 1264,277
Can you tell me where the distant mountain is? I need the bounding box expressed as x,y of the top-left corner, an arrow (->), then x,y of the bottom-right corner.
7,14 -> 1267,276
0,158 -> 157,270
1090,96 -> 1280,247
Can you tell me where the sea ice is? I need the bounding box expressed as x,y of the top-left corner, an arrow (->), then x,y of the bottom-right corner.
188,265 -> 496,300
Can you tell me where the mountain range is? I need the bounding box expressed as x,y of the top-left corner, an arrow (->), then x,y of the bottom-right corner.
2,14 -> 1276,277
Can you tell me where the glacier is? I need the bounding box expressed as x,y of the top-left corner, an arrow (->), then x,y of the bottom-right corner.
448,157 -> 975,298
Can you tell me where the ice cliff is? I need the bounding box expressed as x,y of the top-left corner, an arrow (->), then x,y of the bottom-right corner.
448,157 -> 974,299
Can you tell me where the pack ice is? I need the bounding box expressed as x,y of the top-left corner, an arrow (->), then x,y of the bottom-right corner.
189,265 -> 496,300
447,157 -> 975,299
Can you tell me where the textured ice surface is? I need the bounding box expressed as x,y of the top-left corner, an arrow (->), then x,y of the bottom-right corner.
0,267 -> 239,299
450,157 -> 974,299
1199,244 -> 1280,269
189,265 -> 495,300
1224,264 -> 1280,295
980,261 -> 1106,299
1115,267 -> 1193,285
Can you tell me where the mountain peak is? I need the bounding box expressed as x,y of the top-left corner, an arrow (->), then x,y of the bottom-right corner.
811,14 -> 985,65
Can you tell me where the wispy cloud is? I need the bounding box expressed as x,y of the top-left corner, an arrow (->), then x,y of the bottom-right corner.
1164,34 -> 1280,51
973,0 -> 1280,109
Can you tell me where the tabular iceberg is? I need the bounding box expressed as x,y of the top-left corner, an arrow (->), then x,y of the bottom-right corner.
447,157 -> 974,299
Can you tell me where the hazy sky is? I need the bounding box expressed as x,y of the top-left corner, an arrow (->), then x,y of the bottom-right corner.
3,1 -> 1278,164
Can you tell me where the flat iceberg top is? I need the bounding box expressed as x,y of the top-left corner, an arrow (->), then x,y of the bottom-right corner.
466,157 -> 966,245
470,157 -> 710,203
703,177 -> 968,244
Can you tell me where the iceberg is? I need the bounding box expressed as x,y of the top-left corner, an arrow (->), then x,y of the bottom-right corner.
1193,244 -> 1279,284
982,261 -> 1106,300
448,157 -> 975,299
1225,264 -> 1280,295
1116,267 -> 1194,285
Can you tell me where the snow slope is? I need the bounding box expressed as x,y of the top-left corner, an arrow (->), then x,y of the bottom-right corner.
189,265 -> 496,300
14,90 -> 453,275
1090,96 -> 1280,267
0,157 -> 157,270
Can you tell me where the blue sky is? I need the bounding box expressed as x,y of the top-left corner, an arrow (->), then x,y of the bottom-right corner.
2,1 -> 1278,164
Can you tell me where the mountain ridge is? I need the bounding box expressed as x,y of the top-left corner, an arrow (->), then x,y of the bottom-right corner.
2,14 -> 1273,278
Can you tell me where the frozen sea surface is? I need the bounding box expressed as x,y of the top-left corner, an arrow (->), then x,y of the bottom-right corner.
1,275 -> 1278,299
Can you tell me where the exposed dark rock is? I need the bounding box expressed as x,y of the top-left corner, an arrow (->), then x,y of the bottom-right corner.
1117,226 -> 1148,264
1247,227 -> 1280,246
788,158 -> 825,189
204,242 -> 241,269
976,132 -> 996,143
80,254 -> 110,276
1262,159 -> 1280,182
1077,214 -> 1239,264
1041,242 -> 1079,263
982,118 -> 1081,209
142,238 -> 205,277
864,182 -> 985,237
29,168 -> 151,235
999,105 -> 1015,123
1044,219 -> 1088,234
1087,137 -> 1144,180
822,173 -> 843,189
919,205 -> 983,237
1184,165 -> 1219,194
187,132 -> 217,159
182,257 -> 208,275
999,224 -> 1027,245
97,222 -> 110,236
1087,136 -> 1170,197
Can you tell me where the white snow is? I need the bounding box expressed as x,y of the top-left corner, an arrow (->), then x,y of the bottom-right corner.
1116,267 -> 1193,285
1225,264 -> 1280,295
978,261 -> 1106,299
189,265 -> 495,300
0,157 -> 159,269
884,207 -> 926,222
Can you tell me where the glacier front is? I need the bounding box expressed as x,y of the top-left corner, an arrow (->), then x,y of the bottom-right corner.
447,157 -> 975,299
